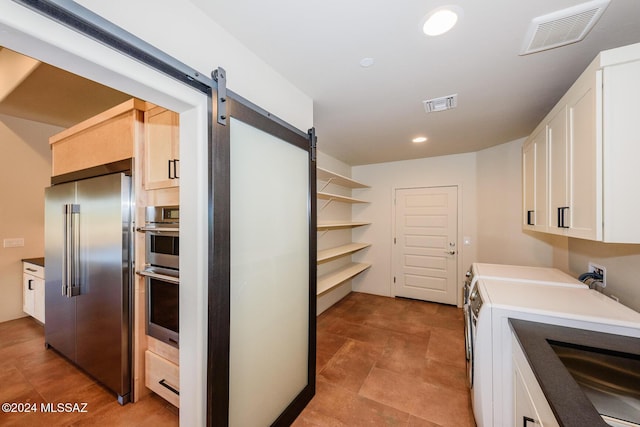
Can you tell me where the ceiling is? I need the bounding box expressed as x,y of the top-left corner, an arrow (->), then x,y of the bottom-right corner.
0,46 -> 131,129
190,0 -> 640,165
1,1 -> 640,166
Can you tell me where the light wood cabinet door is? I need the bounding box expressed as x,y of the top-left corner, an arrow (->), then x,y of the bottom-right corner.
144,107 -> 180,190
49,99 -> 143,177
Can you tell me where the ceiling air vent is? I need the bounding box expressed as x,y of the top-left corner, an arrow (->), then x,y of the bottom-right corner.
520,0 -> 610,55
423,94 -> 458,113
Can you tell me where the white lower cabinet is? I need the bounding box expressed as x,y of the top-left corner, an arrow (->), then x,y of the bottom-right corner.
23,262 -> 45,324
512,335 -> 559,427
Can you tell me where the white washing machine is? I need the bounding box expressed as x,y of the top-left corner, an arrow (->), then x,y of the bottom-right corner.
462,263 -> 587,396
470,278 -> 640,427
464,263 -> 586,303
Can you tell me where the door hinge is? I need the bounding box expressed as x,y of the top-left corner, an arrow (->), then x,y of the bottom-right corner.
393,237 -> 396,244
308,127 -> 317,162
212,67 -> 227,126
393,276 -> 396,283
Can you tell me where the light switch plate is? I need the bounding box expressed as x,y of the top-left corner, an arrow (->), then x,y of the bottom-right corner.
3,238 -> 25,248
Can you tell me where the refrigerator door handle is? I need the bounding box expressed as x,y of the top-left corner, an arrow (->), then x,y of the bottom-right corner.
64,204 -> 81,297
63,204 -> 71,297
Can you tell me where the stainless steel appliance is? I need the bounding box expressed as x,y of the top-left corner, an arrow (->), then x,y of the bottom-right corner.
141,205 -> 179,270
45,172 -> 132,404
137,206 -> 179,348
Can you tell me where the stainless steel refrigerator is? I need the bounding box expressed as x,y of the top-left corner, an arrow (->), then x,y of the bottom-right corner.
45,172 -> 132,404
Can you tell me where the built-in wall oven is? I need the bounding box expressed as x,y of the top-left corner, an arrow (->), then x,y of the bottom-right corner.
137,206 -> 179,348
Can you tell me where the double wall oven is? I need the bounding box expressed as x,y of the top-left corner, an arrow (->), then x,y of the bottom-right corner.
138,206 -> 179,348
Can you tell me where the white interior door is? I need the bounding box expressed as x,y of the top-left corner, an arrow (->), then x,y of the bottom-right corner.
393,186 -> 458,304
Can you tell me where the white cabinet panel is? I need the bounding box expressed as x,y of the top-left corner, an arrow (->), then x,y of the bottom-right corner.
547,107 -> 569,233
522,43 -> 640,243
23,262 -> 45,323
512,335 -> 559,427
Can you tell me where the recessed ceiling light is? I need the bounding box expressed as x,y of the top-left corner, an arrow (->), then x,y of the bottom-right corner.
422,6 -> 463,36
359,57 -> 375,68
412,136 -> 428,143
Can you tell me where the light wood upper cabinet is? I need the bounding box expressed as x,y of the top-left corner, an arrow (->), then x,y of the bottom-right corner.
522,42 -> 640,243
49,99 -> 145,177
143,106 -> 180,190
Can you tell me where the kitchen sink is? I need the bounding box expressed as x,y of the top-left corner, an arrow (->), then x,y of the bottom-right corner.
550,342 -> 640,427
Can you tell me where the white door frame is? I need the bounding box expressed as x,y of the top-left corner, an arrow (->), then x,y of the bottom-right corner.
0,4 -> 208,425
391,185 -> 464,307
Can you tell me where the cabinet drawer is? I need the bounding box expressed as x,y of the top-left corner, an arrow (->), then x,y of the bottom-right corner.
23,263 -> 44,279
145,350 -> 179,407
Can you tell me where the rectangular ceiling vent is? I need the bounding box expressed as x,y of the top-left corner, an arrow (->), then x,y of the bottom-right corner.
423,94 -> 457,113
520,0 -> 610,55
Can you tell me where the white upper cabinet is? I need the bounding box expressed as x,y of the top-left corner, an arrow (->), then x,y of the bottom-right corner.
522,127 -> 548,231
522,42 -> 640,243
547,105 -> 569,233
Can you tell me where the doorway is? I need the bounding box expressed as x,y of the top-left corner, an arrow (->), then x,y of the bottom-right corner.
393,186 -> 458,305
0,4 -> 209,424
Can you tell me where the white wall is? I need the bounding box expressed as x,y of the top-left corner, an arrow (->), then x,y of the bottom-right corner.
568,239 -> 640,311
475,138 -> 559,267
0,114 -> 59,323
351,153 -> 477,306
76,0 -> 313,132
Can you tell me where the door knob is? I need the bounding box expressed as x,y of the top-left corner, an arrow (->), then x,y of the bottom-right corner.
444,250 -> 456,255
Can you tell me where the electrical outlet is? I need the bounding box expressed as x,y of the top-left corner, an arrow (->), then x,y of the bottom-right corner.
588,262 -> 606,288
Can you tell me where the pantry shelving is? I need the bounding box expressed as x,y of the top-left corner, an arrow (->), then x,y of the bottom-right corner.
318,242 -> 371,263
317,262 -> 372,296
316,167 -> 371,301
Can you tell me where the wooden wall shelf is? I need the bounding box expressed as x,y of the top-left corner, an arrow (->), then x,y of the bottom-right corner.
317,262 -> 371,296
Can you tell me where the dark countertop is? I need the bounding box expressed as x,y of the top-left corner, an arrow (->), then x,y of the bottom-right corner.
509,318 -> 640,427
22,257 -> 45,267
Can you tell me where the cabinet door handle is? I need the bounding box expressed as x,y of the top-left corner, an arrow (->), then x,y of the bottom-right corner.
523,416 -> 535,426
159,379 -> 180,395
28,279 -> 34,290
557,206 -> 570,228
26,267 -> 37,272
527,210 -> 535,226
167,159 -> 180,179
